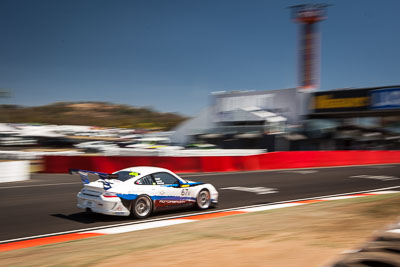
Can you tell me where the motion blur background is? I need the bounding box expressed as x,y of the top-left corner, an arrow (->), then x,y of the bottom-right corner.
0,0 -> 399,161
1,2 -> 400,266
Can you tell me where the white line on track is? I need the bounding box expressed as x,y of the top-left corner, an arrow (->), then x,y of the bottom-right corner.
0,182 -> 82,189
1,185 -> 400,244
350,175 -> 400,181
365,165 -> 396,169
181,163 -> 400,177
282,170 -> 318,174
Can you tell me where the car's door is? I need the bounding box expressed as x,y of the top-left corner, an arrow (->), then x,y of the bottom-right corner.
151,172 -> 193,209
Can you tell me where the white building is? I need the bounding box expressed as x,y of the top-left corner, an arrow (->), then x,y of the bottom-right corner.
171,88 -> 310,146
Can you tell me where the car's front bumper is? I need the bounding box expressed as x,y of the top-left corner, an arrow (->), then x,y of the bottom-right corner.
211,191 -> 219,205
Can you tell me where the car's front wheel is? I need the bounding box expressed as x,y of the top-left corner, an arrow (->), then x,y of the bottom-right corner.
131,195 -> 153,219
196,189 -> 211,210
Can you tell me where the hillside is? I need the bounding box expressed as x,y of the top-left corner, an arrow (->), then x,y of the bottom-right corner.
0,102 -> 187,130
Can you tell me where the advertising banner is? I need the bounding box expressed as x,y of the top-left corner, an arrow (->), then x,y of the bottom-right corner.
312,89 -> 371,113
370,88 -> 400,110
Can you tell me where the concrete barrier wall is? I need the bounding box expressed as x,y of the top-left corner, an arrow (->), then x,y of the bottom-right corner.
0,161 -> 30,183
43,151 -> 400,173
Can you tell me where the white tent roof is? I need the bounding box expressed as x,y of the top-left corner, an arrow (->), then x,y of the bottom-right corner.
251,110 -> 276,119
219,107 -> 287,123
265,116 -> 287,123
0,123 -> 18,133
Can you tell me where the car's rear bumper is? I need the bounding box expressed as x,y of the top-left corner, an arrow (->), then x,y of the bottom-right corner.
77,193 -> 130,216
77,203 -> 130,216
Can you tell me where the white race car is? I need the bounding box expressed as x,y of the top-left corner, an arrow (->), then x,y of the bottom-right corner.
70,166 -> 219,218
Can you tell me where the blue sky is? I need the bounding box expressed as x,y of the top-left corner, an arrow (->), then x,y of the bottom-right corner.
0,0 -> 399,115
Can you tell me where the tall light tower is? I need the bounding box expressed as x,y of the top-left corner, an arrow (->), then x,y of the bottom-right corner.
291,4 -> 329,91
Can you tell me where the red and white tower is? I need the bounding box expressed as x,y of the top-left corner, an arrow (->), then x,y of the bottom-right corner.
291,4 -> 329,91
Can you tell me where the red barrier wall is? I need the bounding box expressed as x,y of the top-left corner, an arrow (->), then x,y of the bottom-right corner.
43,151 -> 400,174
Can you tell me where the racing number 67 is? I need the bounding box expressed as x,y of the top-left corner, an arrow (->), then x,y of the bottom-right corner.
181,188 -> 189,196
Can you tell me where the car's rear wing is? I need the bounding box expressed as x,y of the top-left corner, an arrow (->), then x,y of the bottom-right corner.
69,169 -> 114,185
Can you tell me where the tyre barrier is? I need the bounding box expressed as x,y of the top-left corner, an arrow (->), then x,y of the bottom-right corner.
329,222 -> 400,267
42,151 -> 400,173
0,161 -> 30,183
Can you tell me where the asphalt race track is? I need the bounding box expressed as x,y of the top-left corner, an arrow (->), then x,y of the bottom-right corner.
1,164 -> 400,242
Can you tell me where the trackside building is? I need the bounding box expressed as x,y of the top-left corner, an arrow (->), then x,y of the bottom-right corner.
306,86 -> 400,150
171,88 -> 310,149
171,86 -> 400,151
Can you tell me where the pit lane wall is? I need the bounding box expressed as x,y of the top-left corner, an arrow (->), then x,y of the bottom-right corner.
43,151 -> 400,173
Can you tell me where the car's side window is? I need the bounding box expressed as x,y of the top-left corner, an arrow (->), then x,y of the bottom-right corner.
135,175 -> 154,185
152,172 -> 179,185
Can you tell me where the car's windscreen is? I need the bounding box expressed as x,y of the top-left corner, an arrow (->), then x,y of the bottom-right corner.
111,171 -> 140,182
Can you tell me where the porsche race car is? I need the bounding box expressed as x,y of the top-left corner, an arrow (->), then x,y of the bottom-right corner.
70,166 -> 219,218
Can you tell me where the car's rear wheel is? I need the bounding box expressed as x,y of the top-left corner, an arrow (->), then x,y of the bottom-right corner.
131,195 -> 153,218
196,189 -> 211,210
